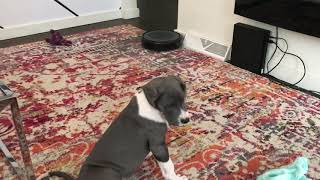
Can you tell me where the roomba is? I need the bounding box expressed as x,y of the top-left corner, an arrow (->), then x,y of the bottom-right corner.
142,30 -> 183,51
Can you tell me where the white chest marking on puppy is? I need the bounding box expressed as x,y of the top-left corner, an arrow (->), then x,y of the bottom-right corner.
158,158 -> 188,180
136,91 -> 167,124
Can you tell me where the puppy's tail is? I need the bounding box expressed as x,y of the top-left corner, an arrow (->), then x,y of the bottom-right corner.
36,171 -> 75,180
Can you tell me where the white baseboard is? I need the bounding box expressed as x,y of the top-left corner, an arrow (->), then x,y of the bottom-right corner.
121,8 -> 139,19
0,8 -> 139,40
266,60 -> 320,90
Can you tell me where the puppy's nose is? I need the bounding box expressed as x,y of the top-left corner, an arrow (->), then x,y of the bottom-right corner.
181,118 -> 190,124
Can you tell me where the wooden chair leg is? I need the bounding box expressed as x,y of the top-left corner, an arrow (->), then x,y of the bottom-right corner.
11,98 -> 35,180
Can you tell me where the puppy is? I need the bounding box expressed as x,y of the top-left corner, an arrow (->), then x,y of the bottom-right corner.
79,75 -> 189,180
38,76 -> 190,180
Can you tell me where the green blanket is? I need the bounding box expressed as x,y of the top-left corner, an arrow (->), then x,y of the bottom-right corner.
257,157 -> 311,180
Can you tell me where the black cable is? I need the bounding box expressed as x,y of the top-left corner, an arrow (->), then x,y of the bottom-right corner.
267,37 -> 288,74
266,27 -> 279,73
53,0 -> 79,17
270,42 -> 306,85
275,26 -> 278,45
0,26 -> 3,29
266,44 -> 277,73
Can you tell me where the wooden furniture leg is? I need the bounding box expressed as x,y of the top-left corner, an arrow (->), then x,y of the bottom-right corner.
11,98 -> 35,180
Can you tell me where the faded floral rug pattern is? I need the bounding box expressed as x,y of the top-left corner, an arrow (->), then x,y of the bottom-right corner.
0,25 -> 320,180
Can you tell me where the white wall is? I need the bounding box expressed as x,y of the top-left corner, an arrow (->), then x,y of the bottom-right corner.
121,0 -> 139,19
0,0 -> 139,40
0,0 -> 121,28
178,0 -> 320,92
0,0 -> 73,28
59,0 -> 121,15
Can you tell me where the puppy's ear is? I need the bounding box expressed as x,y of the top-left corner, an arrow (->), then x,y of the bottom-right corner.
171,76 -> 186,92
142,85 -> 161,108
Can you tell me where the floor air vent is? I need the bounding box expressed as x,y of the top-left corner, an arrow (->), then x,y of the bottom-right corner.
181,31 -> 230,61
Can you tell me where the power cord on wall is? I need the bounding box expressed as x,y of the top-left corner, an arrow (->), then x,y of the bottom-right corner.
263,27 -> 320,98
267,37 -> 288,74
268,40 -> 306,85
264,26 -> 306,86
266,27 -> 279,73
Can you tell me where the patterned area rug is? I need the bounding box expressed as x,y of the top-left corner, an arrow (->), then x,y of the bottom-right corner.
0,25 -> 320,180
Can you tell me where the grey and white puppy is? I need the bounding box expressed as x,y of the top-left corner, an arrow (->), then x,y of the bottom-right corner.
78,75 -> 190,180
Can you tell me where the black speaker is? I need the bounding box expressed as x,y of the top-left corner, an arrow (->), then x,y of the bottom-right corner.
138,0 -> 178,31
230,23 -> 270,74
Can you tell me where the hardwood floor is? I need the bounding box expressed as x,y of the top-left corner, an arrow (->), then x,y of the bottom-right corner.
0,18 -> 144,48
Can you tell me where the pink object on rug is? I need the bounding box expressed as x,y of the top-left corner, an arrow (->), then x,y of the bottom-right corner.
45,29 -> 72,46
0,25 -> 319,180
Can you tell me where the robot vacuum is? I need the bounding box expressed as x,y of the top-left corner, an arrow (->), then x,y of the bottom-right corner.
142,30 -> 183,51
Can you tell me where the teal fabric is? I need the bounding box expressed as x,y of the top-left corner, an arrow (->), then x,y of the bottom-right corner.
257,157 -> 311,180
